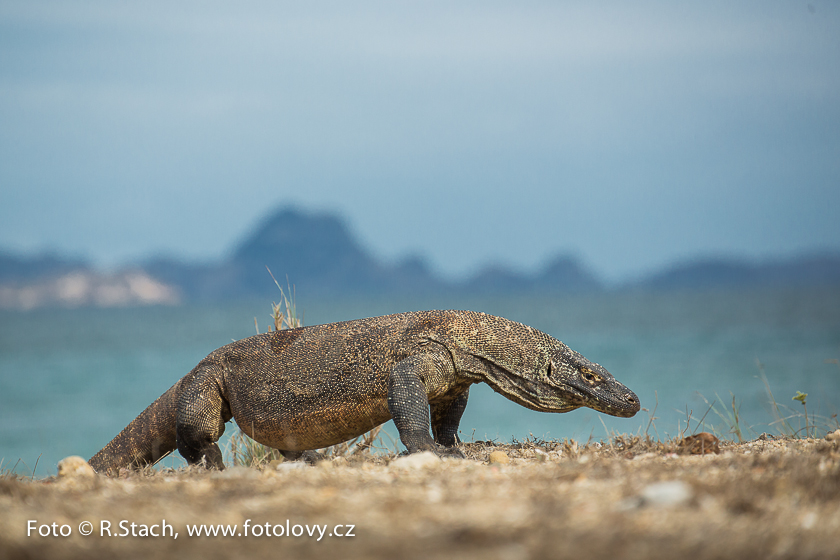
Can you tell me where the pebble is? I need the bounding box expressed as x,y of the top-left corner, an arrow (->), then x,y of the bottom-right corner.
488,451 -> 510,464
639,480 -> 694,508
273,462 -> 308,472
390,452 -> 441,471
57,456 -> 96,478
825,429 -> 840,442
679,432 -> 721,454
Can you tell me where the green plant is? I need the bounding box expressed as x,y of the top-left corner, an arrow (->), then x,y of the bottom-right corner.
757,358 -> 838,438
792,391 -> 811,438
689,359 -> 839,442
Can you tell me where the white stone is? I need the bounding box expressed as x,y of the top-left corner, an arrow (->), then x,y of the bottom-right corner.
640,480 -> 693,508
273,462 -> 308,472
57,456 -> 96,478
390,451 -> 441,471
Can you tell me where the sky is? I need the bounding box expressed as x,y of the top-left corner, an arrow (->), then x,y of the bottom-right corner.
1,1 -> 838,284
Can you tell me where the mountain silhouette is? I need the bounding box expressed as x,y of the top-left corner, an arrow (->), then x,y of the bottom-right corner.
635,254 -> 840,292
3,207 -> 839,308
464,256 -> 601,295
145,207 -> 441,300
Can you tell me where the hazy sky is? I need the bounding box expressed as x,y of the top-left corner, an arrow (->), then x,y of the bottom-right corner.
1,1 -> 838,283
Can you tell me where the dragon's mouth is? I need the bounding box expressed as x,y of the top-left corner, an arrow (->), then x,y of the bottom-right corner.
467,352 -> 640,417
478,365 -> 584,414
561,381 -> 641,418
597,393 -> 641,418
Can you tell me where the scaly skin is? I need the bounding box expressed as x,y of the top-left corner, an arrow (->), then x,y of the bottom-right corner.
89,310 -> 640,473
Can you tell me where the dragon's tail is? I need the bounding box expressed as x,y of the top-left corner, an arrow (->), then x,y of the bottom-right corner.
88,380 -> 182,474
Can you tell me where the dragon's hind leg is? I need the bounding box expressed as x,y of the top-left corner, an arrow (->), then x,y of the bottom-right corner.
175,366 -> 231,469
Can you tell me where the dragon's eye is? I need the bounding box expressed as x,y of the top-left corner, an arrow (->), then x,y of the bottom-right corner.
580,367 -> 599,383
547,362 -> 553,377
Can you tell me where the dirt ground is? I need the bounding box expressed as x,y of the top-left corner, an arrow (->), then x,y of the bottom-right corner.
2,434 -> 840,560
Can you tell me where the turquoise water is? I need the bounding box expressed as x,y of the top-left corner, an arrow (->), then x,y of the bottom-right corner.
1,289 -> 839,475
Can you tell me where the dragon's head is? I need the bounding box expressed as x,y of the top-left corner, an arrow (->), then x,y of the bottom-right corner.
469,340 -> 640,418
446,311 -> 640,418
545,346 -> 640,417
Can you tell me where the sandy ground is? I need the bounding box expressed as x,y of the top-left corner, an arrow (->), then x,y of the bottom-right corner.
2,434 -> 840,560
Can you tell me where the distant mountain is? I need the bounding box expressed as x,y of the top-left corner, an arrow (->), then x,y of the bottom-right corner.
3,208 -> 839,309
140,208 -> 603,300
0,252 -> 178,310
141,258 -> 228,302
231,208 -> 391,296
635,253 -> 840,291
145,207 -> 443,300
463,256 -> 601,295
0,252 -> 89,283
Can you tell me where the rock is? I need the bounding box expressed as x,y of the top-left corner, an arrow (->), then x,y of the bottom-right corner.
825,429 -> 840,442
488,451 -> 510,464
639,480 -> 693,508
57,456 -> 96,478
273,462 -> 308,472
390,452 -> 441,471
679,432 -> 721,455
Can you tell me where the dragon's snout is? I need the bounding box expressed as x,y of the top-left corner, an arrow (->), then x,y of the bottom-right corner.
617,389 -> 641,417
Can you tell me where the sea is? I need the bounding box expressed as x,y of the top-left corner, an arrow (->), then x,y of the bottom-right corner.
1,288 -> 838,475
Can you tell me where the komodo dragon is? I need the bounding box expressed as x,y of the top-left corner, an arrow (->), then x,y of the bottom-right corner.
89,310 -> 640,473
